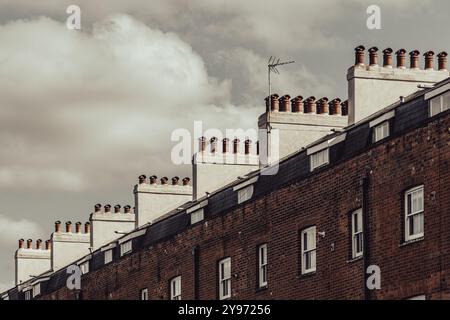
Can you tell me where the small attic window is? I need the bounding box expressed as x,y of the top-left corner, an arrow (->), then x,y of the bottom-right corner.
372,121 -> 390,143
238,185 -> 254,204
190,208 -> 204,224
310,148 -> 329,171
429,90 -> 450,117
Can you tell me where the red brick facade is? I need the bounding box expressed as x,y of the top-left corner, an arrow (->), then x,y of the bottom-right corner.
38,109 -> 450,300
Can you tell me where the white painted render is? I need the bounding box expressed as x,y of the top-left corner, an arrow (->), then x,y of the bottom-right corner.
134,184 -> 192,227
347,65 -> 449,124
192,152 -> 259,200
15,249 -> 51,285
51,232 -> 90,271
90,212 -> 136,250
258,111 -> 348,160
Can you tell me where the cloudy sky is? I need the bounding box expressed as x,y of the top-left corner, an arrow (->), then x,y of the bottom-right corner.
0,0 -> 448,291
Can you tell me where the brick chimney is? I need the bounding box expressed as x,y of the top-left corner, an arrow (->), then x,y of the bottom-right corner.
45,240 -> 51,250
265,94 -> 279,112
304,96 -> 317,113
138,175 -> 146,184
18,239 -> 24,249
124,205 -> 131,213
150,175 -> 157,185
233,138 -> 240,154
36,239 -> 42,249
26,239 -> 32,249
182,177 -> 190,186
171,177 -> 179,185
94,203 -> 102,213
114,205 -> 121,213
222,138 -> 229,153
104,204 -> 111,213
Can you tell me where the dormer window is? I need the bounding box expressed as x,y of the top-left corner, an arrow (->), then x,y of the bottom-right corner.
429,90 -> 449,117
372,121 -> 390,143
120,240 -> 132,256
310,148 -> 329,171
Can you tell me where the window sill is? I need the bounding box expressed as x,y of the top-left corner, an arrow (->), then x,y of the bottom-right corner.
400,236 -> 424,247
297,271 -> 316,279
347,255 -> 363,263
255,285 -> 268,293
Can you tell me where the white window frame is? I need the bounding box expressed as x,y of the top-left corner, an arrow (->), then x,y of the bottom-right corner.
301,226 -> 317,274
405,186 -> 424,242
372,121 -> 390,143
237,185 -> 254,204
24,290 -> 31,300
258,244 -> 268,288
170,276 -> 182,300
104,249 -> 113,264
32,283 -> 40,297
190,208 -> 204,225
351,209 -> 364,258
429,90 -> 450,117
120,240 -> 132,256
80,261 -> 89,275
310,149 -> 329,171
219,257 -> 231,300
140,288 -> 148,300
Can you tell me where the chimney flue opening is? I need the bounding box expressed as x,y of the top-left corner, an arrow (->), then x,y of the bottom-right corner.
199,136 -> 206,152
437,51 -> 448,71
171,176 -> 179,185
65,221 -> 72,233
354,45 -> 365,66
382,48 -> 393,67
94,203 -> 102,213
244,139 -> 252,155
84,222 -> 91,233
409,50 -> 420,69
291,96 -> 303,113
210,137 -> 217,153
317,97 -> 329,114
368,47 -> 379,66
233,138 -> 240,154
424,51 -> 435,70
279,95 -> 291,112
138,174 -> 146,184
396,49 -> 406,68
55,220 -> 61,233
265,94 -> 279,112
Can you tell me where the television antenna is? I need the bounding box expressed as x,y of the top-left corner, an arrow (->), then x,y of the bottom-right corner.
267,56 -> 295,109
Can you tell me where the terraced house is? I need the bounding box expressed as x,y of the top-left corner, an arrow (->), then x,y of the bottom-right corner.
1,46 -> 449,300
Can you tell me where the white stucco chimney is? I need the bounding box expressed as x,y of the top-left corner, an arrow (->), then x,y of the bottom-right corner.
51,220 -> 90,271
90,204 -> 136,250
192,137 -> 259,200
347,46 -> 449,124
134,175 -> 192,226
15,239 -> 51,285
258,94 -> 348,160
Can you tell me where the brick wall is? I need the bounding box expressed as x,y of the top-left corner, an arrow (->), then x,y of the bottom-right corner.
40,112 -> 450,300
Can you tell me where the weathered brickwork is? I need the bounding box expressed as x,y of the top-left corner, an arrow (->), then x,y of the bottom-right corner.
40,111 -> 450,300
